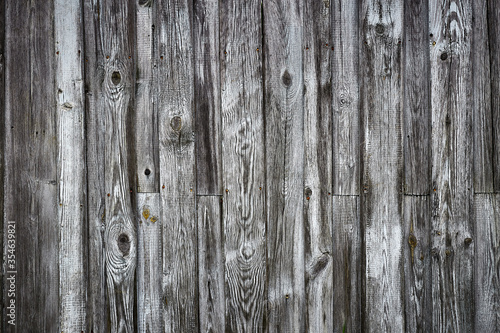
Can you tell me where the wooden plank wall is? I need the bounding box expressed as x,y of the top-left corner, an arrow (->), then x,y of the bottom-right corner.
2,0 -> 500,332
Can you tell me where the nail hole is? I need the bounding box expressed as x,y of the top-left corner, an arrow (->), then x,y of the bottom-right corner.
145,168 -> 151,176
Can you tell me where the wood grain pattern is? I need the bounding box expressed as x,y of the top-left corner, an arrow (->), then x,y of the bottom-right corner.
332,196 -> 361,333
194,0 -> 221,195
4,1 -> 59,331
264,0 -> 305,331
0,0 -> 5,327
220,0 -> 266,330
83,0 -> 109,330
156,0 -> 198,331
197,196 -> 224,333
137,193 -> 163,332
332,0 -> 359,195
303,0 -> 333,332
429,1 -> 474,331
55,0 -> 86,330
474,194 -> 500,331
360,0 -> 404,331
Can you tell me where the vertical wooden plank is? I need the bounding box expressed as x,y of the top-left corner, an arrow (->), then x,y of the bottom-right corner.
303,0 -> 333,332
137,193 -> 163,332
0,0 -> 5,328
98,1 -> 137,331
332,196 -> 361,333
263,0 -> 304,331
194,0 -> 221,195
156,0 -> 198,331
488,0 -> 500,191
4,1 -> 59,331
331,1 -> 362,331
83,0 -> 108,330
220,0 -> 266,331
197,196 -> 224,332
430,1 -> 474,332
136,0 -> 158,193
55,0 -> 86,330
474,194 -> 500,331
360,0 -> 404,331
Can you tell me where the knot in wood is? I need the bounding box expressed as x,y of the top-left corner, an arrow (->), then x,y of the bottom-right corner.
118,233 -> 131,256
170,116 -> 182,131
464,238 -> 472,245
304,187 -> 312,197
111,71 -> 121,85
375,23 -> 385,34
282,70 -> 292,87
408,234 -> 417,248
440,52 -> 448,61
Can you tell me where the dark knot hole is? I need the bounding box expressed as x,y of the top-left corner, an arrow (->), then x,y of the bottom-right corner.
111,71 -> 121,85
118,233 -> 130,256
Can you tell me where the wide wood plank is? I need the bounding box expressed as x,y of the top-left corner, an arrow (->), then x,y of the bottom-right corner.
220,0 -> 267,330
303,0 -> 333,332
4,1 -> 59,331
429,1 -> 474,331
194,0 -> 221,195
197,196 -> 224,332
360,0 -> 404,331
137,193 -> 163,332
474,194 -> 500,331
55,0 -> 86,330
264,0 -> 305,331
488,0 -> 500,191
156,0 -> 198,330
83,0 -> 108,330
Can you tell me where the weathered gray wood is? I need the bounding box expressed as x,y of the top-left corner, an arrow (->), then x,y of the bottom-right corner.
360,0 -> 404,331
429,1 -> 474,331
220,0 -> 266,330
97,1 -> 137,332
332,196 -> 361,333
332,0 -> 359,195
303,0 -> 333,332
137,193 -> 163,332
488,0 -> 500,192
4,1 -> 59,331
83,0 -> 109,330
55,0 -> 86,330
404,196 -> 432,332
197,196 -> 224,332
403,0 -> 430,195
194,0 -> 221,195
156,0 -> 198,331
0,0 -> 5,328
136,0 -> 159,193
264,0 -> 305,331
473,0 -> 493,193
474,193 -> 500,331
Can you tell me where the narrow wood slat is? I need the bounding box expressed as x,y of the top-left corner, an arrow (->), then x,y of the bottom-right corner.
403,196 -> 432,332
83,0 -> 108,330
220,0 -> 266,330
55,0 -> 86,330
197,196 -> 224,332
429,1 -> 474,331
474,193 -> 500,331
99,0 -> 137,331
156,0 -> 198,331
488,0 -> 500,191
264,0 -> 305,331
137,193 -> 163,332
303,0 -> 333,331
194,0 -> 221,195
332,196 -> 361,333
360,0 -> 404,331
332,0 -> 359,196
0,0 -> 5,327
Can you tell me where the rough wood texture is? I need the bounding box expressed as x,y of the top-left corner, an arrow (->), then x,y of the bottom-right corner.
430,1 -> 474,332
220,0 -> 266,330
360,0 -> 404,331
474,194 -> 500,331
156,0 -> 198,331
332,196 -> 361,333
135,0 -> 158,193
264,0 -> 305,331
404,196 -> 432,332
303,0 -> 333,332
332,0 -> 359,195
55,0 -> 86,330
0,0 -> 5,327
194,0 -> 221,195
197,196 -> 224,332
137,193 -> 163,332
4,1 -> 60,331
